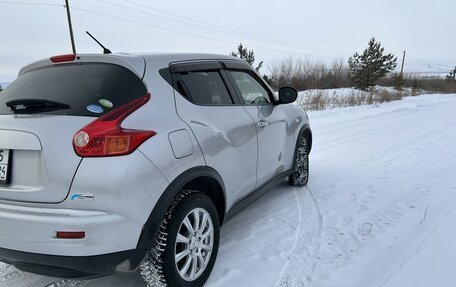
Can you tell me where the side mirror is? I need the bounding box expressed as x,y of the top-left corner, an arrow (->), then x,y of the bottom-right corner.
278,87 -> 298,104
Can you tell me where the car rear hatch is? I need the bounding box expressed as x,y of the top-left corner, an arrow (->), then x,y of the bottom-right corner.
0,54 -> 147,203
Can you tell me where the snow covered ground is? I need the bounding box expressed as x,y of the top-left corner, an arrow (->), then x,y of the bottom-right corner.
308,93 -> 456,287
1,93 -> 456,286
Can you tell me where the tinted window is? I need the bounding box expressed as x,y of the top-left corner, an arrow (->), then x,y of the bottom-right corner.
0,63 -> 147,117
229,71 -> 271,105
179,71 -> 233,105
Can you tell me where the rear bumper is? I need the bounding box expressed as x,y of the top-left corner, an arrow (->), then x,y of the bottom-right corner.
0,202 -> 149,278
0,151 -> 169,278
0,247 -> 147,278
0,202 -> 144,256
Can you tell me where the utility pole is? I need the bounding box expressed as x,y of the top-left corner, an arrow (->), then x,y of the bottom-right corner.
64,0 -> 76,54
400,50 -> 406,77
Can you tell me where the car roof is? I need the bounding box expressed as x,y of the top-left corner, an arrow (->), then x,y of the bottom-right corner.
19,52 -> 245,78
135,52 -> 241,62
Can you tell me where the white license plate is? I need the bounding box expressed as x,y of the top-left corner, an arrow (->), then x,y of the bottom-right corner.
0,149 -> 10,183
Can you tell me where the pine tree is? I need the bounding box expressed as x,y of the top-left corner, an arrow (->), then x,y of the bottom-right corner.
348,37 -> 397,91
392,73 -> 405,91
230,43 -> 263,73
446,69 -> 455,80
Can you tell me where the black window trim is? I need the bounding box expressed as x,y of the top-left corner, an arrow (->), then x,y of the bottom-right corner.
164,59 -> 277,107
169,62 -> 243,107
221,60 -> 252,70
170,61 -> 223,73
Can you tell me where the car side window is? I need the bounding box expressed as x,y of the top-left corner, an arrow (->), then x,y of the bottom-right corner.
229,71 -> 271,105
178,71 -> 233,105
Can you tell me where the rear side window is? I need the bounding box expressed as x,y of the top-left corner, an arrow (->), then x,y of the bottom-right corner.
0,63 -> 147,117
177,71 -> 233,105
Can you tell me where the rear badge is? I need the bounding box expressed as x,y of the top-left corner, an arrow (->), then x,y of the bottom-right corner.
99,99 -> 113,108
87,104 -> 104,114
71,193 -> 95,201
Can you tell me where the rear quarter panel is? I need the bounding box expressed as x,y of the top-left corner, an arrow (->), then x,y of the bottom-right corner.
122,57 -> 206,185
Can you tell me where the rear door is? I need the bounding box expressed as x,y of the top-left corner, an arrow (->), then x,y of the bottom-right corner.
0,61 -> 147,203
224,62 -> 292,186
170,61 -> 258,207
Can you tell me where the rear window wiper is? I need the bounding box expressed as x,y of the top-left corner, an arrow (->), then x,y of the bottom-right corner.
5,99 -> 71,114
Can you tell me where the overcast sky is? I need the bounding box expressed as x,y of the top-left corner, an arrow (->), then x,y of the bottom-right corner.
1,0 -> 455,82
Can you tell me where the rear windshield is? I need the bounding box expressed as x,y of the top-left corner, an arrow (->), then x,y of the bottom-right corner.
0,63 -> 147,116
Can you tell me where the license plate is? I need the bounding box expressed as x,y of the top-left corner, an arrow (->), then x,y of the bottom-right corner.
0,149 -> 11,184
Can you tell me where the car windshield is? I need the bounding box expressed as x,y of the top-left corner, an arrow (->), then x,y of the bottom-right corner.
0,63 -> 147,117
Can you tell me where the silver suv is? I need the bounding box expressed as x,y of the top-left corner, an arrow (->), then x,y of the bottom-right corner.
0,53 -> 311,286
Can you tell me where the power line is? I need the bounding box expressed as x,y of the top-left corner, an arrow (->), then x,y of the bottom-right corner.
1,0 -> 333,56
123,0 -> 354,54
405,63 -> 450,72
97,0 -> 352,55
0,1 -> 62,7
71,6 -> 236,45
70,5 -> 344,60
407,56 -> 453,69
4,0 -> 449,69
1,0 -> 341,59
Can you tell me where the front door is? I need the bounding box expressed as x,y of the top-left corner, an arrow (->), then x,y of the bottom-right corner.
226,69 -> 290,187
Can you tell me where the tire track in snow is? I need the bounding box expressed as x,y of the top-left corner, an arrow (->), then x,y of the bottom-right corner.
0,263 -> 26,284
48,280 -> 89,287
276,187 -> 322,287
0,262 -> 56,287
0,261 -> 88,287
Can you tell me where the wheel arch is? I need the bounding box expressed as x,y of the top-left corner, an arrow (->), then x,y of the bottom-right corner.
302,125 -> 312,154
292,124 -> 312,169
136,166 -> 226,251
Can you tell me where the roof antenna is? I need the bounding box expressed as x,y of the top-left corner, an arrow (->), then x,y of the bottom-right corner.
86,31 -> 112,54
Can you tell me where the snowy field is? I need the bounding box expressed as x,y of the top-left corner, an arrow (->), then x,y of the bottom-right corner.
1,93 -> 456,286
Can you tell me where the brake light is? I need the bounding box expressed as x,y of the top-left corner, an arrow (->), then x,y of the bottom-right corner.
73,94 -> 156,157
50,54 -> 77,63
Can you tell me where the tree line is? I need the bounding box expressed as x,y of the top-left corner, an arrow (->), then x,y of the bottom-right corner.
231,39 -> 456,93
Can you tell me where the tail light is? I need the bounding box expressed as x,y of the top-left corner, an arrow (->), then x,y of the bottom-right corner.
73,94 -> 156,157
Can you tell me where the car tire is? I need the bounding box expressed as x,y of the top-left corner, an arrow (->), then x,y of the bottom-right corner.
140,190 -> 220,287
289,135 -> 309,186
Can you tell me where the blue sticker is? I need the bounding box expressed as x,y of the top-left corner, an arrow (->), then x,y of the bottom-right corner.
71,193 -> 95,201
87,104 -> 104,114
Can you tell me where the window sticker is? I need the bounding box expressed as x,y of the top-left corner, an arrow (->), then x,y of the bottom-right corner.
86,104 -> 104,114
99,99 -> 113,108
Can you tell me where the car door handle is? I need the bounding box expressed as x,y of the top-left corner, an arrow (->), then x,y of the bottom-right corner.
257,120 -> 269,128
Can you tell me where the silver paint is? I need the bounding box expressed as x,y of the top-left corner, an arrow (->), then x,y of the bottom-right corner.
0,52 -> 310,261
